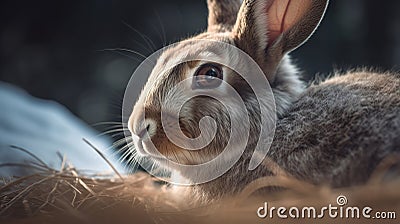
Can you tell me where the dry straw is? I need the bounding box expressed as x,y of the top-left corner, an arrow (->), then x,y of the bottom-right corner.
1,145 -> 399,224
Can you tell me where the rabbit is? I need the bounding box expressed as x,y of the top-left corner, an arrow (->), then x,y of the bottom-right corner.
127,0 -> 400,199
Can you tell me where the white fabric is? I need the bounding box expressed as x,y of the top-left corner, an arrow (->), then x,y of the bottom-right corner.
0,82 -> 124,177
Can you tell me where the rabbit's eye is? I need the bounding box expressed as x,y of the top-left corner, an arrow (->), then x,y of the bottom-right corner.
193,64 -> 223,89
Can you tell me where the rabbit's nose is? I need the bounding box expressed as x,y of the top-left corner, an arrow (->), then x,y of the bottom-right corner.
137,124 -> 150,139
131,119 -> 157,141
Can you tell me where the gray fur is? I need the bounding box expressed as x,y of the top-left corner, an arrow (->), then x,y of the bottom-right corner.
128,0 -> 400,200
207,0 -> 243,32
196,71 -> 400,198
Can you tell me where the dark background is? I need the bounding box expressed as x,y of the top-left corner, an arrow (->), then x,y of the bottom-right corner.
1,0 -> 399,128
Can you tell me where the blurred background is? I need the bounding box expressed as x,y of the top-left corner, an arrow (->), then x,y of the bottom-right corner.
0,0 -> 399,129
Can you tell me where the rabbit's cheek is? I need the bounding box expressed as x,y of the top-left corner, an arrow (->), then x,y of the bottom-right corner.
144,132 -> 182,162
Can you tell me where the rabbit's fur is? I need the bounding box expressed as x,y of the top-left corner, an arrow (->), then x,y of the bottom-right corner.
197,71 -> 400,198
128,0 -> 400,199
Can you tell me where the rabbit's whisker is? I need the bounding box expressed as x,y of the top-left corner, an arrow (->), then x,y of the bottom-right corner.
122,20 -> 157,52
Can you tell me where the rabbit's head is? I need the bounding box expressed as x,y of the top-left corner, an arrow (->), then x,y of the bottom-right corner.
127,0 -> 328,178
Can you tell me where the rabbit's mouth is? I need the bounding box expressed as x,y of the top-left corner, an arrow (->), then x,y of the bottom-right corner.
131,132 -> 192,165
133,138 -> 148,157
141,132 -> 218,166
134,138 -> 166,161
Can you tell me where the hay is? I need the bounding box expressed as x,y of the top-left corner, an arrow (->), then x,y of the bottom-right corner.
1,153 -> 399,224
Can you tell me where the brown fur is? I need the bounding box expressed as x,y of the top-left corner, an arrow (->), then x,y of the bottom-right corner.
197,71 -> 400,198
207,0 -> 242,32
128,0 -> 400,200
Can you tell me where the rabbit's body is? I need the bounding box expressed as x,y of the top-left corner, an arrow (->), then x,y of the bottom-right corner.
128,0 -> 400,199
196,71 -> 400,198
274,71 -> 400,187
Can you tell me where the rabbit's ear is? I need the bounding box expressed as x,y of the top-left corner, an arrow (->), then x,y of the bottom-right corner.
232,0 -> 328,81
207,0 -> 243,32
